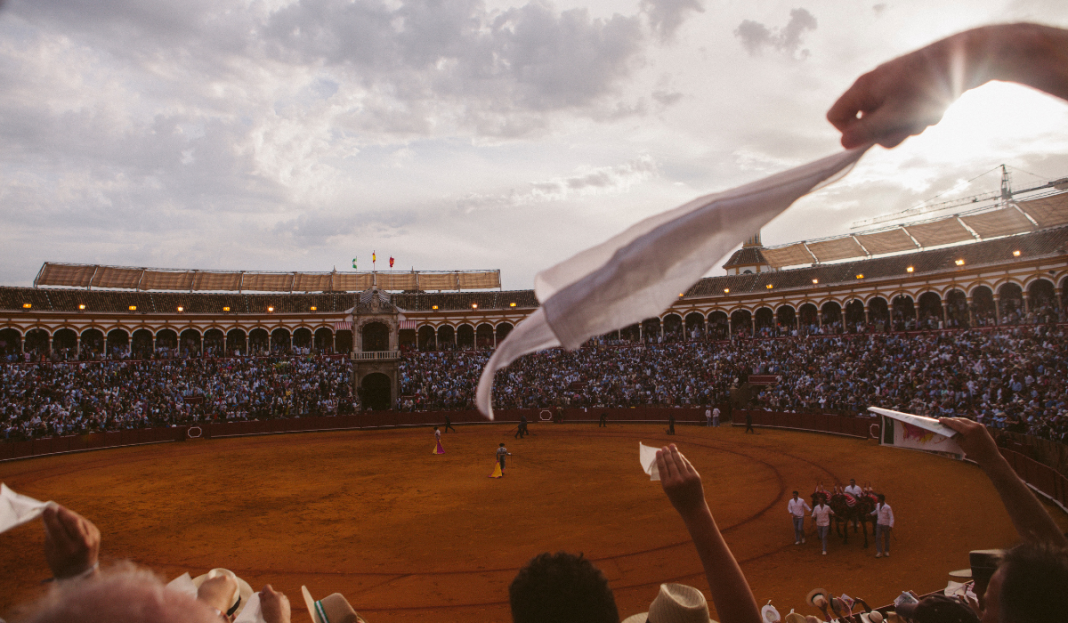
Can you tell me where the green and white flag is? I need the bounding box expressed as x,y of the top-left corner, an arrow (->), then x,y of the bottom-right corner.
352,257 -> 357,269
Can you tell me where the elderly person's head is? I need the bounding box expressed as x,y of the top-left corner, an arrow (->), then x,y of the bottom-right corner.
19,565 -> 222,623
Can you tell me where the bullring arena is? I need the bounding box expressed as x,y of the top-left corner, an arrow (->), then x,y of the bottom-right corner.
4,185 -> 1068,621
3,420 -> 1068,623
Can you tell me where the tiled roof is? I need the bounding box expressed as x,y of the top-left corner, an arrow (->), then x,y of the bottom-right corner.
722,246 -> 768,268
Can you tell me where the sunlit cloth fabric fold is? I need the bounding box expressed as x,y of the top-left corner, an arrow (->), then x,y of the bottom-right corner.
476,146 -> 870,419
0,483 -> 53,534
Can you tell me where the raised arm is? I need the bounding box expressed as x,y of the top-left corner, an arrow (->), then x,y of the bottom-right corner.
656,445 -> 761,623
940,417 -> 1067,547
42,504 -> 101,581
828,23 -> 1068,149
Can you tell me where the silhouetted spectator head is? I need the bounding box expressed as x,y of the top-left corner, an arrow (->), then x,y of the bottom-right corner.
509,552 -> 618,623
987,542 -> 1068,623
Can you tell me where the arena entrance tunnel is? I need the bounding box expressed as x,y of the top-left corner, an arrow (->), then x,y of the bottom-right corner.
361,373 -> 392,411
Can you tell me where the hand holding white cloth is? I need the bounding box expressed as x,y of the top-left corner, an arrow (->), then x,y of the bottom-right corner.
0,483 -> 54,534
476,147 -> 870,418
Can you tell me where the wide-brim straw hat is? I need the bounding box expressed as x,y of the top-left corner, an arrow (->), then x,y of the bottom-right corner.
191,568 -> 254,618
302,586 -> 367,623
621,583 -> 717,623
806,588 -> 829,609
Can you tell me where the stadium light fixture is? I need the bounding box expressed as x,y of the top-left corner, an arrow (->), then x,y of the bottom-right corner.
812,278 -> 818,284
268,306 -> 274,313
177,306 -> 184,313
1013,250 -> 1021,257
78,304 -> 86,310
22,303 -> 31,309
223,306 -> 230,312
510,302 -> 516,307
723,288 -> 729,294
471,303 -> 478,309
128,305 -> 137,311
856,274 -> 864,279
906,266 -> 914,273
432,305 -> 439,310
955,259 -> 965,266
310,306 -> 317,311
765,284 -> 773,289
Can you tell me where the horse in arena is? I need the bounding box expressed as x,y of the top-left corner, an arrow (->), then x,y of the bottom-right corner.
813,484 -> 877,547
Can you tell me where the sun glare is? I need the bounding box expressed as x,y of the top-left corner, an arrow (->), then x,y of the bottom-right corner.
913,82 -> 1068,162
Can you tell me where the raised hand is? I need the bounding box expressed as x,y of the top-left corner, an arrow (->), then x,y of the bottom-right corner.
42,504 -> 100,580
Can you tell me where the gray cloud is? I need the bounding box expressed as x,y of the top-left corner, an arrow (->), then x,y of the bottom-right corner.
640,0 -> 704,42
735,8 -> 817,59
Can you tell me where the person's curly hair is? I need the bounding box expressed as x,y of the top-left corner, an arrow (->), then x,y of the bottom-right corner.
509,551 -> 618,623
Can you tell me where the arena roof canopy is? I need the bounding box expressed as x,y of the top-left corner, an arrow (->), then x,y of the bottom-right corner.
761,191 -> 1068,270
33,263 -> 501,292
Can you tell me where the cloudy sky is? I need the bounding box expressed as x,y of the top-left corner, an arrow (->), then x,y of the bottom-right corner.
2,0 -> 1067,290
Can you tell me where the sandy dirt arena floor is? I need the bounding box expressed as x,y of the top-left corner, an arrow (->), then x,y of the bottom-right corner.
2,422 -> 1067,623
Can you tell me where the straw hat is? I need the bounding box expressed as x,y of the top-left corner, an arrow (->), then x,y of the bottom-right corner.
191,569 -> 254,618
805,588 -> 829,609
621,584 -> 718,623
302,586 -> 367,623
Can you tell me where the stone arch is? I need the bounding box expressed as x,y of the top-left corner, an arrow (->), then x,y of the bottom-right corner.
1027,278 -> 1057,322
0,327 -> 22,359
662,313 -> 683,341
971,285 -> 996,326
180,328 -> 202,356
456,324 -> 475,349
292,327 -> 313,351
203,328 -> 225,355
106,328 -> 130,357
130,328 -> 153,359
707,311 -> 729,340
248,328 -> 270,353
361,322 -> 389,352
890,294 -> 916,331
730,309 -> 752,338
641,317 -> 662,342
866,297 -> 889,331
476,323 -> 495,348
684,312 -> 705,339
156,328 -> 178,350
496,322 -> 514,343
226,329 -> 248,355
80,328 -> 104,358
437,325 -> 456,348
917,291 -> 943,330
820,301 -> 843,333
418,325 -> 436,350
843,299 -> 865,331
944,289 -> 969,328
754,307 -> 775,335
776,305 -> 796,332
26,328 -> 50,356
997,282 -> 1024,324
798,302 -> 818,331
314,327 -> 335,353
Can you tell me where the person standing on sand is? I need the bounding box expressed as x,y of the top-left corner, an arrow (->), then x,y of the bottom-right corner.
497,443 -> 512,474
444,415 -> 456,433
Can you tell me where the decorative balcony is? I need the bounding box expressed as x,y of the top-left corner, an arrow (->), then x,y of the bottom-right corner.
353,350 -> 400,361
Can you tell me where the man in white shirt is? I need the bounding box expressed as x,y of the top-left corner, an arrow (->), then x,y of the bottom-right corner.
871,493 -> 894,558
843,479 -> 863,529
705,408 -> 712,427
712,407 -> 720,428
812,500 -> 835,555
786,491 -> 811,545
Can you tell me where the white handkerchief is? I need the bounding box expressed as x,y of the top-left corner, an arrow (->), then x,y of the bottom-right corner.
0,483 -> 53,534
166,572 -> 198,598
476,147 -> 870,418
868,406 -> 964,456
234,592 -> 266,623
639,443 -> 661,481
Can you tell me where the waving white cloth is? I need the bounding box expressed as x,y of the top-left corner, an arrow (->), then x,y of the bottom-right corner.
0,483 -> 54,534
476,147 -> 870,419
